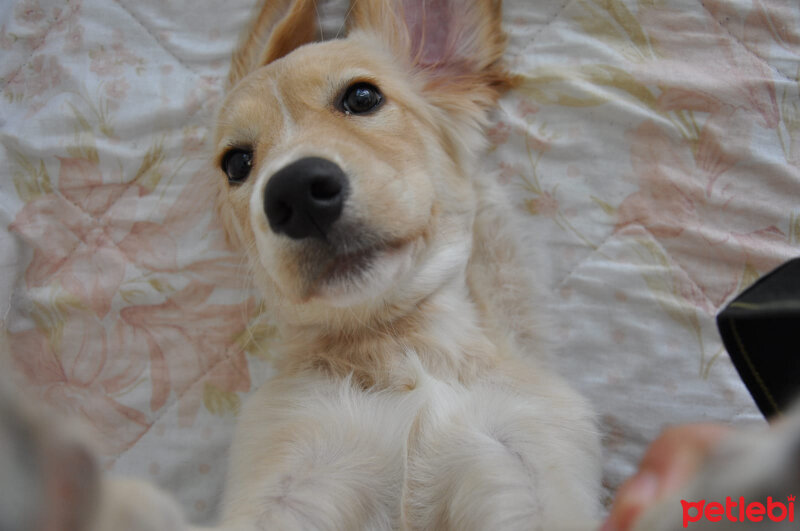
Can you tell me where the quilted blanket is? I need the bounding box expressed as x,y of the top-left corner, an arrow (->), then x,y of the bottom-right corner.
1,0 -> 798,522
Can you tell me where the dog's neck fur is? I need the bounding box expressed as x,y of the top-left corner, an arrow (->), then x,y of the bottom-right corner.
276,272 -> 502,389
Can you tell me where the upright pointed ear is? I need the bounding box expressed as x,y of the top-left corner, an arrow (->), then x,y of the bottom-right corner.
228,0 -> 319,88
348,0 -> 511,110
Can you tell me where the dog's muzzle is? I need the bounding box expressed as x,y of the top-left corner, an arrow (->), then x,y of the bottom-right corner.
264,157 -> 349,240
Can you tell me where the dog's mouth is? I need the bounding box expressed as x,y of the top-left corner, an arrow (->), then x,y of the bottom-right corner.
322,247 -> 378,283
299,234 -> 414,304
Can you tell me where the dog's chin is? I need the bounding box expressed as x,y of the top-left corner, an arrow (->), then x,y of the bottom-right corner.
311,241 -> 414,308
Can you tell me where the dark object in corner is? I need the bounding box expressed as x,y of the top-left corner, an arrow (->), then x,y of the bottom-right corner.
717,257 -> 800,420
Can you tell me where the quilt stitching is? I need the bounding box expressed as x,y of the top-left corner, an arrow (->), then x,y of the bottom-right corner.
634,224 -> 721,315
0,0 -> 76,92
555,223 -> 720,317
698,0 -> 796,83
553,232 -> 615,290
3,0 -> 795,514
107,342 -> 251,465
112,0 -> 205,79
524,0 -> 577,50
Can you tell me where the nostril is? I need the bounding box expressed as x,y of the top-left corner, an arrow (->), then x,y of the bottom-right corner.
309,177 -> 342,202
264,157 -> 349,240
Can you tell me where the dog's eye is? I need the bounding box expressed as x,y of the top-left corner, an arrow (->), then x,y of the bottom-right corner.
222,149 -> 253,184
341,82 -> 383,115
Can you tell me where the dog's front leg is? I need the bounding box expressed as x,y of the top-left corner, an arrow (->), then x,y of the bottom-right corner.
402,371 -> 601,531
218,374 -> 412,531
88,478 -> 189,531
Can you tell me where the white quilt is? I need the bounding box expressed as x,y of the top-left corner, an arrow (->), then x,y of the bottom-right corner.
1,0 -> 798,523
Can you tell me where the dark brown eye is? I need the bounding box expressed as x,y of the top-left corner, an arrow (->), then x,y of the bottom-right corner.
341,82 -> 383,115
222,149 -> 253,184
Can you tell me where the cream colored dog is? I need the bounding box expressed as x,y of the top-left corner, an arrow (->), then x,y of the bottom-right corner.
1,1 -> 603,529
207,0 -> 602,528
6,2 -> 800,529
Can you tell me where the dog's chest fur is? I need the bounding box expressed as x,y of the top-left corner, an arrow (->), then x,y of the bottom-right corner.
222,308 -> 600,529
275,279 -> 504,389
211,0 -> 603,527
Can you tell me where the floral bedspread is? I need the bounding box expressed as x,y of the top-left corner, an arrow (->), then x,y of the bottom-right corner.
1,0 -> 798,522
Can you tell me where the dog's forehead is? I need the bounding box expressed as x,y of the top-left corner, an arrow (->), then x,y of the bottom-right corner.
274,38 -> 393,79
216,38 -> 408,148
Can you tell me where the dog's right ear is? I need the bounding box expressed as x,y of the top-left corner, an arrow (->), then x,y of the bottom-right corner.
228,0 -> 318,88
347,0 -> 510,112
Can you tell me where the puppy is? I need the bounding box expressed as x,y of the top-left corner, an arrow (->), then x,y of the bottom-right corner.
0,1 -> 601,530
211,0 -> 601,529
9,1 -> 800,529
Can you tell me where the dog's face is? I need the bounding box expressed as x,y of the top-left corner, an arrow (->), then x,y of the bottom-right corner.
213,0 -> 508,326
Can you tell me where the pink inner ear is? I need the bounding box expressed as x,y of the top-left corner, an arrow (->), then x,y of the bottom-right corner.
402,0 -> 460,68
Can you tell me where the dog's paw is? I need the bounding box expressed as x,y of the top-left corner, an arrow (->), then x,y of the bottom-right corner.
90,479 -> 187,531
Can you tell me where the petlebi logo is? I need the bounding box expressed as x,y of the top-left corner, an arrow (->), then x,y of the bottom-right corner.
681,495 -> 795,528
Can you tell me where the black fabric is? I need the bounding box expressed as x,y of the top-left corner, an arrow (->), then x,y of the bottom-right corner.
717,257 -> 800,420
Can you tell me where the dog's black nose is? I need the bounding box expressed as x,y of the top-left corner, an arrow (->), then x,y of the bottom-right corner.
264,157 -> 349,240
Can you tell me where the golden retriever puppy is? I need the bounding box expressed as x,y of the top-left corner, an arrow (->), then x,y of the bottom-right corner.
211,0 -> 601,529
10,2 -> 800,529
0,1 -> 601,530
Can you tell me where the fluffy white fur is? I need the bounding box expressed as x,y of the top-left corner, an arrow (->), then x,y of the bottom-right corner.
208,0 -> 603,527
2,1 -> 606,530
220,355 -> 600,531
5,2 -> 800,530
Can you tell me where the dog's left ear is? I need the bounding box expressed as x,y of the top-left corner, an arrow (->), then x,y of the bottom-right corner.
228,0 -> 319,88
348,0 -> 511,111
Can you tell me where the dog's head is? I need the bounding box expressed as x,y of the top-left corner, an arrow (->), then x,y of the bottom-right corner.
213,0 -> 509,327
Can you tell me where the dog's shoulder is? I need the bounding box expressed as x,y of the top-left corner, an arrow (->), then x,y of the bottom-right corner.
467,172 -> 555,366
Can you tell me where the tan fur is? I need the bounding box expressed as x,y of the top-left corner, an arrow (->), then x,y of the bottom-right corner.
4,1 -> 601,530
7,2 -> 800,530
227,0 -> 317,88
209,1 -> 603,529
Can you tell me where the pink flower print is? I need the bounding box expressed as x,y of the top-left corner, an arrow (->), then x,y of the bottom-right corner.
525,191 -> 559,218
638,2 -> 780,129
487,121 -> 511,146
52,0 -> 83,33
185,76 -> 222,116
517,99 -> 539,118
12,196 -> 128,318
10,157 -> 178,317
694,114 -> 741,191
749,0 -> 800,52
8,55 -> 66,100
703,0 -> 800,63
15,0 -> 45,25
89,32 -> 141,77
90,50 -> 123,76
0,26 -> 14,50
525,131 -> 551,154
497,161 -> 521,185
119,282 -> 253,425
617,122 -> 706,239
104,77 -> 129,100
64,24 -> 84,53
615,121 -> 794,309
8,311 -> 149,454
153,166 -> 219,236
655,88 -> 723,116
181,126 -> 207,156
